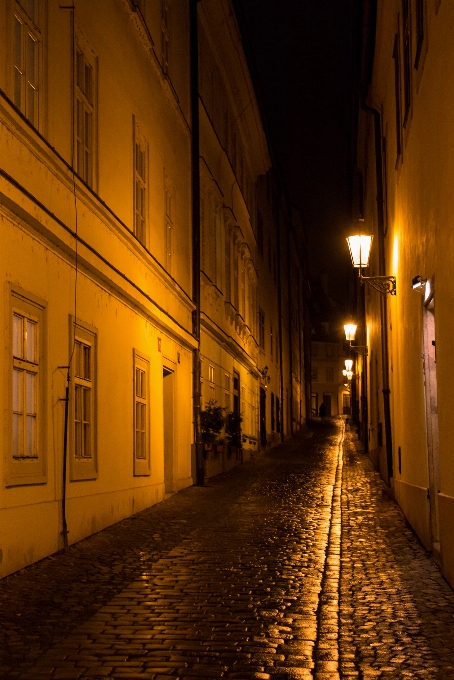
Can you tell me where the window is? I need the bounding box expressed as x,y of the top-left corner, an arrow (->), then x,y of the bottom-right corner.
133,122 -> 148,246
14,1 -> 41,127
164,176 -> 175,272
8,287 -> 46,486
325,344 -> 334,357
161,0 -> 170,74
276,396 -> 281,433
393,34 -> 402,160
257,212 -> 263,255
134,351 -> 151,476
326,367 -> 334,382
224,373 -> 230,410
75,32 -> 96,186
311,366 -> 318,381
414,0 -> 425,68
70,319 -> 97,481
312,343 -> 318,357
208,364 -> 215,401
402,0 -> 411,124
258,308 -> 265,350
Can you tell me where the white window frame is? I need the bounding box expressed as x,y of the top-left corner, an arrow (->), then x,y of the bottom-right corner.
13,1 -> 41,128
75,30 -> 97,188
69,317 -> 97,481
133,350 -> 151,476
7,286 -> 47,487
164,175 -> 175,272
133,120 -> 148,246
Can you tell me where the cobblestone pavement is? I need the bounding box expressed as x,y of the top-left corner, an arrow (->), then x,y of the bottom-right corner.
1,419 -> 454,680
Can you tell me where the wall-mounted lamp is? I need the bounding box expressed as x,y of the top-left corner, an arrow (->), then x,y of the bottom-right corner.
344,359 -> 353,371
343,322 -> 368,356
259,365 -> 271,387
347,233 -> 397,295
411,275 -> 427,292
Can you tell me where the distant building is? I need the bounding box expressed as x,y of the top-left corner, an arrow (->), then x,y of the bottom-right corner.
310,323 -> 350,418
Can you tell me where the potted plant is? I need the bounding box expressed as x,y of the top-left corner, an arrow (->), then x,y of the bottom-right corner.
200,401 -> 226,450
226,411 -> 243,452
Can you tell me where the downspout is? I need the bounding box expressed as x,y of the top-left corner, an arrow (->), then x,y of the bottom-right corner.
58,1 -> 76,551
365,104 -> 393,483
287,219 -> 294,435
190,0 -> 203,484
275,184 -> 285,441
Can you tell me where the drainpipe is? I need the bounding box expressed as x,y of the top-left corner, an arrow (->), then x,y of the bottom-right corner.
275,183 -> 285,441
190,0 -> 203,484
286,216 -> 294,436
365,104 -> 393,483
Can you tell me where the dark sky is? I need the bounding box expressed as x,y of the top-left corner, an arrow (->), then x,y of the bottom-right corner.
235,0 -> 359,301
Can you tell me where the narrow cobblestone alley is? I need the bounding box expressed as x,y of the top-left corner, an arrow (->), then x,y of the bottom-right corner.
1,420 -> 454,680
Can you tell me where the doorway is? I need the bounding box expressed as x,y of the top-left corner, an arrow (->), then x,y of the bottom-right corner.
323,393 -> 332,416
422,291 -> 440,553
260,387 -> 267,447
163,367 -> 175,494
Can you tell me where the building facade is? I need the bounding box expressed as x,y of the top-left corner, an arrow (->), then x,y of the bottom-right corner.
355,0 -> 454,587
0,0 -> 308,578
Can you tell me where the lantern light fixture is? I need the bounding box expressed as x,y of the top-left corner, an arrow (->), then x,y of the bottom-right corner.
344,321 -> 368,356
412,275 -> 427,292
346,229 -> 397,296
344,323 -> 357,342
344,359 -> 353,371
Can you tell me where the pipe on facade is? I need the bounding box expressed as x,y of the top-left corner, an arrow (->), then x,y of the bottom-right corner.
190,0 -> 203,485
364,103 -> 393,483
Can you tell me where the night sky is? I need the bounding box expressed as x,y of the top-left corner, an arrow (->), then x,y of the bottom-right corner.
235,0 -> 359,303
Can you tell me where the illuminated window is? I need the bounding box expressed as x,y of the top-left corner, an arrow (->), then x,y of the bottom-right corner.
134,122 -> 148,246
14,1 -> 40,127
134,351 -> 151,476
75,34 -> 96,186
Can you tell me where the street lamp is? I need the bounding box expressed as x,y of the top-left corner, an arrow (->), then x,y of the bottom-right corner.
346,232 -> 397,295
344,359 -> 353,371
344,322 -> 368,356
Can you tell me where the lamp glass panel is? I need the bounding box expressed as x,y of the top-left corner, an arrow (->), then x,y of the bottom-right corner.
345,359 -> 353,371
346,370 -> 353,380
344,323 -> 357,341
347,234 -> 373,268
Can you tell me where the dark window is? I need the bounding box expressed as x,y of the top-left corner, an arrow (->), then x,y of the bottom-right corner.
414,0 -> 425,69
402,1 -> 411,123
393,34 -> 402,160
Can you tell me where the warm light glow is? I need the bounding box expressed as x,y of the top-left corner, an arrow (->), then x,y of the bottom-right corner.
342,369 -> 347,376
345,359 -> 353,371
346,370 -> 353,381
347,234 -> 373,268
344,323 -> 357,341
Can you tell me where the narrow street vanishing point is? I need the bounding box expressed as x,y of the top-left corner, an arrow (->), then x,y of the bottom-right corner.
1,420 -> 454,680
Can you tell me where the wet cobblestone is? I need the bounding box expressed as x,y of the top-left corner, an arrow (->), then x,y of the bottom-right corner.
1,420 -> 454,679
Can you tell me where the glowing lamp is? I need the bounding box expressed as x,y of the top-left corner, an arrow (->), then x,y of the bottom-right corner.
347,234 -> 373,268
346,370 -> 353,381
344,359 -> 353,371
344,324 -> 357,342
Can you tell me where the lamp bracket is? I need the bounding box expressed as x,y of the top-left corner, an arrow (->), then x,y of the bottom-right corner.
359,273 -> 396,296
350,343 -> 368,356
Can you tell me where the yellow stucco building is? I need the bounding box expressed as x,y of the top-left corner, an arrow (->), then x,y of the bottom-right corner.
0,0 -> 308,578
355,0 -> 454,587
